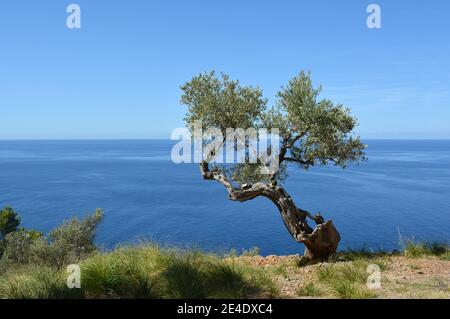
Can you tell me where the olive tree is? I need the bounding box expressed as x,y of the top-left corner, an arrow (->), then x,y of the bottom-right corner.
180,71 -> 366,260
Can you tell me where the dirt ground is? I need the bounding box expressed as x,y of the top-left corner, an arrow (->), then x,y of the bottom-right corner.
238,254 -> 450,299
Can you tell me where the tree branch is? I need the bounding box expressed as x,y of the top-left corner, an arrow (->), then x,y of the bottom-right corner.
283,157 -> 314,166
200,160 -> 323,223
200,161 -> 268,202
278,129 -> 309,165
200,161 -> 234,190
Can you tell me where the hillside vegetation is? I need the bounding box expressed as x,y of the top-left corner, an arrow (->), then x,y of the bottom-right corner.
0,207 -> 448,299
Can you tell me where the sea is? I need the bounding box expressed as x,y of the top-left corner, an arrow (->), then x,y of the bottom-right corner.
0,140 -> 449,255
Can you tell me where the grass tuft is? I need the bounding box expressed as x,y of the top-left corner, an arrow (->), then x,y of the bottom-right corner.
296,282 -> 324,297
0,244 -> 278,299
316,263 -> 377,299
0,266 -> 82,299
403,241 -> 449,259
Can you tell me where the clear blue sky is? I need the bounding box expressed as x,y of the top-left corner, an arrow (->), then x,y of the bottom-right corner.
1,0 -> 449,139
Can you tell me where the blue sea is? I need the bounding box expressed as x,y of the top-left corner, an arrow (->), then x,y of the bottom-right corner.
0,140 -> 449,255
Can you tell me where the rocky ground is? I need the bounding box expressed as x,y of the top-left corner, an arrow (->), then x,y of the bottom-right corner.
237,254 -> 450,299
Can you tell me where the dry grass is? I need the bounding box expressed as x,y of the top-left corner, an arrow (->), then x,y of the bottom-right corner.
243,252 -> 449,299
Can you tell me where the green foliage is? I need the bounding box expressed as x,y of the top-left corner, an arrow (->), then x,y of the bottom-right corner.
2,239 -> 449,299
0,209 -> 276,299
0,244 -> 278,299
241,246 -> 261,257
181,71 -> 366,185
231,162 -> 287,185
296,282 -> 325,297
224,246 -> 261,258
1,229 -> 44,264
316,263 -> 377,299
206,262 -> 247,298
0,206 -> 21,239
80,247 -> 160,298
403,241 -> 449,259
0,266 -> 82,299
0,206 -> 23,259
160,251 -> 209,298
79,246 -> 277,299
41,208 -> 104,268
1,209 -> 103,269
271,71 -> 366,169
334,246 -> 392,262
181,71 -> 267,133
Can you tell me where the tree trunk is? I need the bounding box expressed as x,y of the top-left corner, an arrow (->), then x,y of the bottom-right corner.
261,186 -> 341,261
228,184 -> 341,261
199,162 -> 341,261
301,220 -> 341,261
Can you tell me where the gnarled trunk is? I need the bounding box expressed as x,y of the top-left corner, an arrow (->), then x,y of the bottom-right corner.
200,161 -> 341,261
261,186 -> 341,261
300,220 -> 341,261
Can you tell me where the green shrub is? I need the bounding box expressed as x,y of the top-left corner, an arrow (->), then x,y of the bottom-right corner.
0,206 -> 22,258
1,209 -> 103,269
0,207 -> 21,240
1,229 -> 44,264
37,209 -> 103,268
